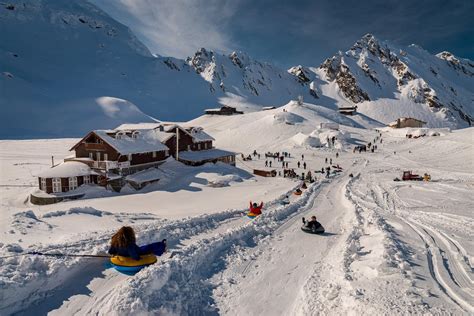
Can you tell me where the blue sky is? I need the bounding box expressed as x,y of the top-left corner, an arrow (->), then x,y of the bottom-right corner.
92,0 -> 473,67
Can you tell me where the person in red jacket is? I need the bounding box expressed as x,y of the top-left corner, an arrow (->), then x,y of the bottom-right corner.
249,201 -> 264,215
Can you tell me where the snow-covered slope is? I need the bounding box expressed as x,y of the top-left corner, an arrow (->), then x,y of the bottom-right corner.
0,1 -> 316,139
308,34 -> 474,128
0,0 -> 215,138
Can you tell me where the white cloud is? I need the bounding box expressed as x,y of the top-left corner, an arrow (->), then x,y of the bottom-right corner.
91,0 -> 238,58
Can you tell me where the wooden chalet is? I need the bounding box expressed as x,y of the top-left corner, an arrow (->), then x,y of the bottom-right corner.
205,105 -> 243,115
34,122 -> 236,200
36,161 -> 99,194
338,106 -> 358,115
388,117 -> 427,128
68,128 -> 170,175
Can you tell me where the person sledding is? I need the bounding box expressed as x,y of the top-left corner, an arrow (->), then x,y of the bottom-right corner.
280,195 -> 290,205
248,201 -> 264,217
301,216 -> 325,234
294,188 -> 303,195
108,226 -> 167,261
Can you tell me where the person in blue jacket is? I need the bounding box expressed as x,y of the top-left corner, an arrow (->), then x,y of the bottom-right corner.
108,226 -> 167,260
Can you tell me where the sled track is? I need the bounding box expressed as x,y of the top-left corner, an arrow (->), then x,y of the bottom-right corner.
2,183 -> 304,315
85,183 -> 323,315
373,181 -> 474,313
403,220 -> 474,313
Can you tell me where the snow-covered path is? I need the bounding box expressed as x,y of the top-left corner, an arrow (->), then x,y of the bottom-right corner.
214,162 -> 356,315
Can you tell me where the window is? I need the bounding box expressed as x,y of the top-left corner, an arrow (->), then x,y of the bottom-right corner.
128,154 -> 132,161
197,143 -> 201,150
104,153 -> 108,161
52,178 -> 61,193
187,145 -> 191,151
41,178 -> 46,191
69,177 -> 78,190
153,151 -> 157,158
89,152 -> 94,159
97,152 -> 101,161
83,175 -> 90,185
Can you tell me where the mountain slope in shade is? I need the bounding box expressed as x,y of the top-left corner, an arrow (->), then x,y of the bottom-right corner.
0,1 -> 315,138
308,34 -> 473,128
0,0 -> 216,138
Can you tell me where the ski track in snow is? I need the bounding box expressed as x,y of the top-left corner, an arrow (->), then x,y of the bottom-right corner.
373,182 -> 474,313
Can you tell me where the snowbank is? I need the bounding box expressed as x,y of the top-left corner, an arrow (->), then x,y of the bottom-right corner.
272,111 -> 305,125
291,132 -> 322,148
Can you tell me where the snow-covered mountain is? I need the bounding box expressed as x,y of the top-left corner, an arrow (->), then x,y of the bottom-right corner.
186,48 -> 315,111
0,0 -> 314,138
308,34 -> 473,128
0,0 -> 220,138
1,1 -> 472,138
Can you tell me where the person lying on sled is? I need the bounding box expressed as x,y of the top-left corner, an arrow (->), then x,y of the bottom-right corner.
302,216 -> 323,231
108,226 -> 167,260
249,201 -> 264,215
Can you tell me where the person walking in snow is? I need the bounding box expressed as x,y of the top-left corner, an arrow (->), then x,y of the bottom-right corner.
336,152 -> 339,158
108,226 -> 167,261
325,157 -> 328,164
330,158 -> 332,165
269,161 -> 272,167
303,162 -> 307,170
297,161 -> 301,168
265,160 -> 268,167
302,154 -> 304,160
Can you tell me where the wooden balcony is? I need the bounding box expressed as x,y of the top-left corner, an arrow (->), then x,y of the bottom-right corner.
84,143 -> 106,150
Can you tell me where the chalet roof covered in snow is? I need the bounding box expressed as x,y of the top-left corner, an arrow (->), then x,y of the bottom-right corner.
178,149 -> 235,162
126,168 -> 164,184
114,122 -> 162,131
93,130 -> 169,155
188,127 -> 215,142
37,162 -> 99,178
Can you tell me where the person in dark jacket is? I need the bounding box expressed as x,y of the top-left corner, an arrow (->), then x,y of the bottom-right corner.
108,226 -> 167,260
302,216 -> 322,230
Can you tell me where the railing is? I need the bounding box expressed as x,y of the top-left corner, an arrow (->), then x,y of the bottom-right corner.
92,160 -> 119,169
